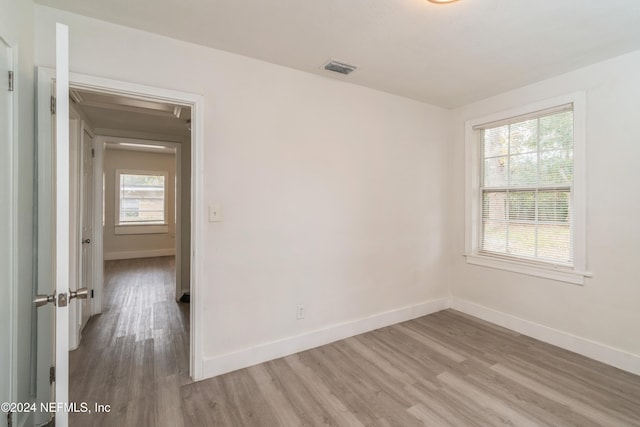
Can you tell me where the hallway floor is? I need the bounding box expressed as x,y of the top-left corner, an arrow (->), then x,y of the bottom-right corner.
69,256 -> 189,426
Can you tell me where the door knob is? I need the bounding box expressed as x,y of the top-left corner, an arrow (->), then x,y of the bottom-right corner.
70,287 -> 88,300
82,238 -> 91,244
34,293 -> 56,307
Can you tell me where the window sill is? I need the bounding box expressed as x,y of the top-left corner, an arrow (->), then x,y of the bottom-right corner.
464,253 -> 591,285
114,224 -> 169,235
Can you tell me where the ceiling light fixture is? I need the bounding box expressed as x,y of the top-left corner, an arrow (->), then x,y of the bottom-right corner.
118,142 -> 167,149
427,0 -> 459,3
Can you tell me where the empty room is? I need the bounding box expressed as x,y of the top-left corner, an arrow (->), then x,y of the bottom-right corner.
1,0 -> 639,426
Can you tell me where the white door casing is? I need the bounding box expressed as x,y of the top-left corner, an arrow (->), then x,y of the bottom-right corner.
68,118 -> 93,350
70,79 -> 204,381
79,125 -> 94,333
68,118 -> 80,351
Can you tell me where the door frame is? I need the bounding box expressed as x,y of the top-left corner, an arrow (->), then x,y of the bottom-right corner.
68,116 -> 95,350
97,136 -> 184,303
1,33 -> 17,427
36,67 -> 205,380
79,120 -> 95,333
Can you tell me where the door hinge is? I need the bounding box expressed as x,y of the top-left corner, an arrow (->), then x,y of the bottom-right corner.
7,411 -> 13,427
91,148 -> 95,158
8,71 -> 13,92
91,289 -> 94,298
50,95 -> 56,114
49,366 -> 55,384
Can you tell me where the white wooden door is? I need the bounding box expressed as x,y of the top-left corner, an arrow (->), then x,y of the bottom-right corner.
0,36 -> 13,427
79,127 -> 94,331
34,23 -> 72,427
34,22 -> 72,427
54,24 -> 70,427
54,22 -> 71,427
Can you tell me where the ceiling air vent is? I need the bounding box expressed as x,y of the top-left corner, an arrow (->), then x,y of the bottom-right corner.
323,59 -> 357,75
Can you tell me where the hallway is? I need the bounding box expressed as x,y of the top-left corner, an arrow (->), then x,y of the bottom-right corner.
69,256 -> 189,426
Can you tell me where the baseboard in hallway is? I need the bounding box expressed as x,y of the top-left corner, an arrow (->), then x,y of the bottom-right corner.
103,248 -> 176,261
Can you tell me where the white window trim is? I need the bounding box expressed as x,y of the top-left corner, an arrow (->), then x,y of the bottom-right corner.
464,92 -> 590,285
115,168 -> 169,234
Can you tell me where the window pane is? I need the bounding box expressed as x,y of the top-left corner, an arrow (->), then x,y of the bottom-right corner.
482,220 -> 507,253
509,119 -> 538,154
483,191 -> 507,221
508,191 -> 535,221
537,224 -> 571,262
540,111 -> 573,151
484,157 -> 508,187
539,149 -> 572,185
507,223 -> 536,258
483,125 -> 509,158
119,173 -> 166,224
509,153 -> 537,186
538,191 -> 570,223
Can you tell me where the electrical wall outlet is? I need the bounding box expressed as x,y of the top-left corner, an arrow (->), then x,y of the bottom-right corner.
296,304 -> 305,320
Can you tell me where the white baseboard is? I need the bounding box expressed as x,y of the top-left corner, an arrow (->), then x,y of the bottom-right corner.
450,297 -> 640,376
202,297 -> 450,379
104,248 -> 175,260
200,295 -> 640,380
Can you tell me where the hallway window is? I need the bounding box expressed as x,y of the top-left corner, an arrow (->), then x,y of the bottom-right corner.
116,170 -> 167,225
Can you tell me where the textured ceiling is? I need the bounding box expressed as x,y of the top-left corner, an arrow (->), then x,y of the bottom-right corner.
38,0 -> 640,108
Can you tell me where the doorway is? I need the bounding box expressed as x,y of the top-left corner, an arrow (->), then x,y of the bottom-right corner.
69,92 -> 192,424
34,68 -> 205,425
68,89 -> 192,315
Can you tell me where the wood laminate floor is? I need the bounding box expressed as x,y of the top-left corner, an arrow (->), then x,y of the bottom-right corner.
70,256 -> 189,427
71,257 -> 640,426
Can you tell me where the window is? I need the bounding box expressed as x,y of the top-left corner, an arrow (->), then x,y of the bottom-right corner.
481,106 -> 573,263
465,93 -> 588,284
118,172 -> 166,224
115,170 -> 169,234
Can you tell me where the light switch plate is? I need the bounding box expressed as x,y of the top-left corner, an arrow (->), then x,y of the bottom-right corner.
209,204 -> 222,222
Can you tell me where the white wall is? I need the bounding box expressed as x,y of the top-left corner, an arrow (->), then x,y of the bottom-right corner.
450,50 -> 640,359
0,0 -> 35,425
103,147 -> 177,259
34,6 -> 452,373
